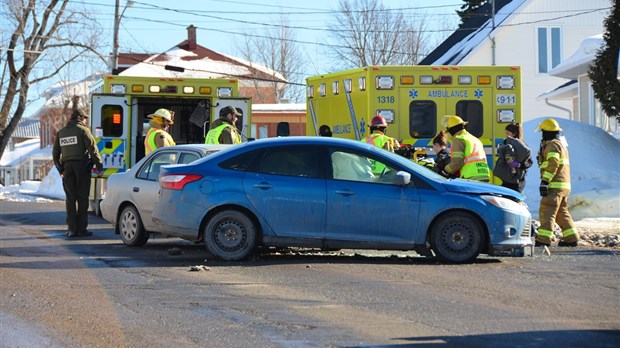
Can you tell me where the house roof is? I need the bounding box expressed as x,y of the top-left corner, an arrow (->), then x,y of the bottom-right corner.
537,80 -> 578,100
119,26 -> 287,84
548,34 -> 603,79
0,139 -> 52,167
419,0 -> 527,65
12,118 -> 40,139
42,73 -> 104,109
117,53 -> 154,68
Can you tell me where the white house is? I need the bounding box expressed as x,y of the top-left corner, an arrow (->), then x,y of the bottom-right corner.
0,139 -> 52,186
538,34 -> 619,133
420,0 -> 609,122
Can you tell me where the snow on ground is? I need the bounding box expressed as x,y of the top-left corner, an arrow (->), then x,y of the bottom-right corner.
1,118 -> 618,226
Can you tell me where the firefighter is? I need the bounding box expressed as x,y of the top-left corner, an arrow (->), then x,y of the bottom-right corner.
205,106 -> 242,145
53,109 -> 103,238
144,108 -> 175,155
437,115 -> 490,182
362,115 -> 400,153
361,115 -> 400,175
535,118 -> 579,247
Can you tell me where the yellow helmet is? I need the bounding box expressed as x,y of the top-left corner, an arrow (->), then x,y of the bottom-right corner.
148,108 -> 174,124
535,118 -> 562,132
441,115 -> 467,129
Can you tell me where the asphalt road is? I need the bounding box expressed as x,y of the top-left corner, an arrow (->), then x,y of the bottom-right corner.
1,200 -> 619,347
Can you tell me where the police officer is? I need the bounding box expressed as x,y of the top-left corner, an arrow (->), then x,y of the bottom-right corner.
205,106 -> 242,144
53,109 -> 103,238
437,115 -> 490,182
144,108 -> 175,155
535,118 -> 579,247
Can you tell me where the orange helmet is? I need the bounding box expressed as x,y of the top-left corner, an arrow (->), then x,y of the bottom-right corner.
370,115 -> 388,127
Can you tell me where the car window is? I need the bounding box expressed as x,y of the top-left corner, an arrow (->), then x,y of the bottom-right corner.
256,146 -> 320,178
179,152 -> 199,164
330,149 -> 399,185
219,150 -> 261,171
137,152 -> 177,181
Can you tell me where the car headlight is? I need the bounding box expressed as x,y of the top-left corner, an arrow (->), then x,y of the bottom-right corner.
482,195 -> 526,213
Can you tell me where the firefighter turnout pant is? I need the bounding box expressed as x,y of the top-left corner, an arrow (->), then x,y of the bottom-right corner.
62,160 -> 92,234
537,188 -> 579,244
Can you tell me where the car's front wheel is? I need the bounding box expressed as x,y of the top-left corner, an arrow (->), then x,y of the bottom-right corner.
204,210 -> 257,261
119,205 -> 149,247
430,212 -> 484,264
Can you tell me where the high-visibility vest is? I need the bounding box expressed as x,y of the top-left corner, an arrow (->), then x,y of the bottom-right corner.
453,132 -> 490,181
205,123 -> 240,144
362,133 -> 391,174
144,127 -> 175,155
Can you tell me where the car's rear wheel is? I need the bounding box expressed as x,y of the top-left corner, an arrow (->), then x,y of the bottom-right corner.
119,205 -> 149,247
430,212 -> 484,264
204,210 -> 257,261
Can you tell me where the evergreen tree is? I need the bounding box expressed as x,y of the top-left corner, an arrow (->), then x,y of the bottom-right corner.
456,0 -> 488,25
588,0 -> 619,119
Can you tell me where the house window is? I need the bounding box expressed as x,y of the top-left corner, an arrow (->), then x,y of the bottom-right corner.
537,27 -> 562,73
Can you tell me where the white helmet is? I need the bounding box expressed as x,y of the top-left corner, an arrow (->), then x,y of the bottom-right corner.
148,108 -> 174,124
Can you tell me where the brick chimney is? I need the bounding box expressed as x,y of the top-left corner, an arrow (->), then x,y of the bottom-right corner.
187,25 -> 196,50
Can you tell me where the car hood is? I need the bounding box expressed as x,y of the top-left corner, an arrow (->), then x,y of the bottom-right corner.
442,179 -> 524,201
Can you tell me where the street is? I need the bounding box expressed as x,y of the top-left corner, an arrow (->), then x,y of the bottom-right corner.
1,200 -> 620,347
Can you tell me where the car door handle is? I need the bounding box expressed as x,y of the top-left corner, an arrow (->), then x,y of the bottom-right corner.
335,189 -> 354,196
253,182 -> 272,189
133,187 -> 139,192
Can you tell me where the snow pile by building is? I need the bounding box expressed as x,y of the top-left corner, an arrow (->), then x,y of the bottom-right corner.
522,117 -> 620,220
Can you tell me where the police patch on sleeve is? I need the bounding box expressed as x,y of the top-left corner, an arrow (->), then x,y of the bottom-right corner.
59,136 -> 78,146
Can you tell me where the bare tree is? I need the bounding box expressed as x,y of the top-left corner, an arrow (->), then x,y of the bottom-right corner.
0,0 -> 106,159
327,0 -> 432,68
235,13 -> 307,103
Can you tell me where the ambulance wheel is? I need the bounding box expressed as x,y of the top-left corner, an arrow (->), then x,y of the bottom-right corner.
204,210 -> 257,261
430,212 -> 484,264
119,205 -> 149,247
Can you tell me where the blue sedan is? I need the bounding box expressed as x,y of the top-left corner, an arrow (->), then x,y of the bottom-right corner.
152,137 -> 532,263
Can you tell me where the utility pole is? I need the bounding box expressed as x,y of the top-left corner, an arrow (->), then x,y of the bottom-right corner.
491,0 -> 496,66
111,0 -> 120,74
111,0 -> 133,74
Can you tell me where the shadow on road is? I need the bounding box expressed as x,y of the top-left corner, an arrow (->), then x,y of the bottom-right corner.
357,329 -> 620,347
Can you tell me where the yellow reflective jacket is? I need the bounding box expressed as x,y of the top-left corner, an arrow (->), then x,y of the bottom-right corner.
446,130 -> 490,181
539,138 -> 571,190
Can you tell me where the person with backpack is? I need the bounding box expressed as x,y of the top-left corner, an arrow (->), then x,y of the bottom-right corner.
493,122 -> 533,193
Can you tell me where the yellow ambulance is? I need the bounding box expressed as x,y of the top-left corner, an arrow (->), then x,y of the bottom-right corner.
89,75 -> 251,213
306,65 -> 521,166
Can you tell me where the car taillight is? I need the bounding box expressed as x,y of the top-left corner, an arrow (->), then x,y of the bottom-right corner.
160,174 -> 203,190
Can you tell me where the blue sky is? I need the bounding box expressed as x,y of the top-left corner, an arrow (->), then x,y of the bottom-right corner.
21,0 -> 462,117
111,0 -> 461,73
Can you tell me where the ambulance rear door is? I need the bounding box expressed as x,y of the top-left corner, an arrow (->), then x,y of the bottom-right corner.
445,84 -> 494,167
399,85 -> 446,147
401,83 -> 493,152
213,98 -> 252,141
91,94 -> 130,176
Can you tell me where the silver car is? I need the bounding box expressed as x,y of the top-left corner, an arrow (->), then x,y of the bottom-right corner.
100,144 -> 230,246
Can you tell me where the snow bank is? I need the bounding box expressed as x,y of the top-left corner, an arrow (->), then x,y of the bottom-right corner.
522,117 -> 620,219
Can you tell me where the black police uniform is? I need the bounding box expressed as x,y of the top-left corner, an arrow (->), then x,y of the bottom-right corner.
52,115 -> 103,237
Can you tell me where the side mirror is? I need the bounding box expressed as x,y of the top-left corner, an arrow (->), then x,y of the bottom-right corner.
394,171 -> 411,186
